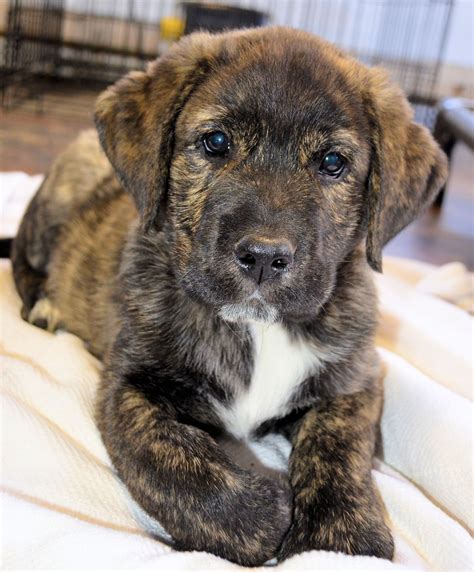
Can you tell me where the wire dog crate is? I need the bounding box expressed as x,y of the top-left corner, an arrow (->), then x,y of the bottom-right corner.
0,0 -> 453,128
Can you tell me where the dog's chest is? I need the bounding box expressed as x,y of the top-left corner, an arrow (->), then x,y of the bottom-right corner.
215,323 -> 327,439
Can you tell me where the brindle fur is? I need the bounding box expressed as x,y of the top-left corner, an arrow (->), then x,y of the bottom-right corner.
12,28 -> 447,566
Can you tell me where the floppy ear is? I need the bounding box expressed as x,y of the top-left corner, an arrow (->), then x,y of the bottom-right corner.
364,70 -> 448,272
94,34 -> 214,231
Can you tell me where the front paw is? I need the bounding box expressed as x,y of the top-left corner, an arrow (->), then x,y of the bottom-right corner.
174,474 -> 291,567
278,500 -> 394,562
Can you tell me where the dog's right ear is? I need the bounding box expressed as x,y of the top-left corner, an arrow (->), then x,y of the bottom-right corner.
94,34 -> 214,231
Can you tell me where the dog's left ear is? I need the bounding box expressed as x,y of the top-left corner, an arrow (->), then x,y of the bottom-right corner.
363,69 -> 448,272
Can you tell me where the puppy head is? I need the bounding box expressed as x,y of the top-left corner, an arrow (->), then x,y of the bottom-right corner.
95,27 -> 447,323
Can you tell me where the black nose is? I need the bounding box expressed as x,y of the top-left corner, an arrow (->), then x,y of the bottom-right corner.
234,236 -> 295,284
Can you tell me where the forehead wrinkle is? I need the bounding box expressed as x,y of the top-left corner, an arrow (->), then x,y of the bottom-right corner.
306,128 -> 366,151
182,47 -> 351,130
222,43 -> 356,110
176,101 -> 229,140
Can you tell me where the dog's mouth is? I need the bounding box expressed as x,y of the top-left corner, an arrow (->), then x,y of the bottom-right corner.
218,298 -> 279,324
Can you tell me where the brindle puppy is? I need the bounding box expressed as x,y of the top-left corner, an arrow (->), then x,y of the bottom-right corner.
12,27 -> 447,566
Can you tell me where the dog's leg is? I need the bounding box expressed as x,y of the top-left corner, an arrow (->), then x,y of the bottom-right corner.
11,176 -> 60,330
97,367 -> 291,567
279,381 -> 394,561
11,231 -> 62,331
11,242 -> 46,322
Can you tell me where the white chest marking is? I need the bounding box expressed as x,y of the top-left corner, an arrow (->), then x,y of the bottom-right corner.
216,322 -> 332,439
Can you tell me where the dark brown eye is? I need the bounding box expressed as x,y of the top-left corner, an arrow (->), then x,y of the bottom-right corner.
202,131 -> 230,156
319,152 -> 346,177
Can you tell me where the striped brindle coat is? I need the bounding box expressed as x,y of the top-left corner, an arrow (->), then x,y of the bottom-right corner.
12,27 -> 447,566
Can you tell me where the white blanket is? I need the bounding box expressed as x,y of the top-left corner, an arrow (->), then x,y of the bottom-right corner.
1,173 -> 472,570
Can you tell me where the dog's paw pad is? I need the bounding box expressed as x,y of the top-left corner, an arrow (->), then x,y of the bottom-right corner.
27,298 -> 61,332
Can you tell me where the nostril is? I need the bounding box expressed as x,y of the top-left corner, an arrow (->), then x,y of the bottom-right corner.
234,235 -> 296,283
237,252 -> 256,268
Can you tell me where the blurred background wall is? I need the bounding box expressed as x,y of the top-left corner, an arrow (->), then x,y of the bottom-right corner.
439,1 -> 473,96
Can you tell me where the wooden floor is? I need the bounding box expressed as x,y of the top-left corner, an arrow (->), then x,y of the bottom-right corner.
1,86 -> 473,269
